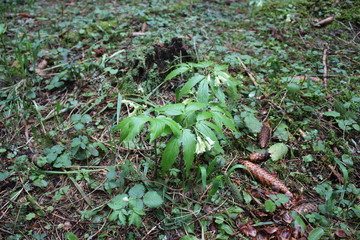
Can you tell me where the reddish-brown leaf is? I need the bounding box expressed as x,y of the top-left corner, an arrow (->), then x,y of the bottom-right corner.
240,160 -> 293,197
334,229 -> 348,238
259,122 -> 271,148
249,151 -> 270,162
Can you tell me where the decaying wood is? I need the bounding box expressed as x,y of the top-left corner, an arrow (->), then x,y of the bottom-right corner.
259,122 -> 271,148
240,160 -> 293,197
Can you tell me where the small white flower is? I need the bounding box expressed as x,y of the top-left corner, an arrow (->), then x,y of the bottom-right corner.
195,136 -> 206,154
204,136 -> 215,151
122,196 -> 129,202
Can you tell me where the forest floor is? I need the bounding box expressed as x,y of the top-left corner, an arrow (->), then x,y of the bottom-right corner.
0,0 -> 359,239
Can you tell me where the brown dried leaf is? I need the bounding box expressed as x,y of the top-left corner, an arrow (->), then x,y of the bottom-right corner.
334,229 -> 348,238
249,151 -> 270,162
37,59 -> 48,70
240,224 -> 257,237
293,203 -> 318,215
259,122 -> 271,148
240,160 -> 293,197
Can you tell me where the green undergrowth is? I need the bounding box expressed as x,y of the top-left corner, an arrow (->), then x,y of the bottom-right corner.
0,0 -> 359,239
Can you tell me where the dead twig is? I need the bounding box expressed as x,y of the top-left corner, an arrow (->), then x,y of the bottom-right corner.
237,57 -> 258,86
322,46 -> 329,88
314,16 -> 335,27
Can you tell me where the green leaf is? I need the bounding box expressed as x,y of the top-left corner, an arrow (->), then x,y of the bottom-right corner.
273,122 -> 290,141
308,228 -> 325,240
177,74 -> 205,99
113,117 -> 133,131
143,191 -> 163,208
129,184 -> 145,199
265,200 -> 276,212
161,136 -> 181,172
164,66 -> 189,81
65,232 -> 79,240
81,114 -> 92,123
182,129 -> 196,176
158,117 -> 182,136
118,210 -> 127,225
185,102 -> 207,113
212,111 -> 236,131
0,171 -> 9,181
202,120 -> 223,135
324,111 -> 340,117
155,103 -> 185,116
26,213 -> 36,220
287,83 -> 300,94
244,114 -> 262,133
128,212 -> 142,227
268,143 -> 288,161
70,114 -> 82,122
108,211 -> 119,222
213,86 -> 226,103
188,61 -> 213,68
149,119 -> 166,142
107,194 -> 129,210
197,78 -> 209,103
129,198 -> 144,209
220,224 -> 234,235
293,214 -> 306,234
121,115 -> 150,142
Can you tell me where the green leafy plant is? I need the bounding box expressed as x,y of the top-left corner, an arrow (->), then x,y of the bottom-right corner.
107,184 -> 163,227
114,62 -> 238,176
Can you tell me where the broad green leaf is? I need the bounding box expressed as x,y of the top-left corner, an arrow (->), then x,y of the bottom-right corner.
129,198 -> 144,209
118,210 -> 126,225
108,211 -> 119,222
268,143 -> 288,161
113,116 -> 133,131
213,86 -> 226,103
178,74 -> 204,99
323,111 -> 340,117
143,191 -> 163,208
149,119 -> 166,142
155,103 -> 185,116
185,102 -> 207,113
293,214 -> 306,233
244,114 -> 262,133
26,213 -> 36,220
196,111 -> 212,121
161,136 -> 181,172
207,175 -> 223,201
287,83 -> 300,94
81,114 -> 92,123
202,120 -> 223,135
199,166 -> 207,188
122,115 -> 150,142
265,200 -> 276,212
70,114 -> 81,122
158,117 -> 182,136
220,224 -> 234,235
129,184 -> 145,198
273,122 -> 290,141
308,228 -> 325,240
164,66 -> 189,81
212,111 -> 236,131
182,129 -> 196,176
197,78 -> 209,103
107,193 -> 129,210
128,212 -> 142,227
0,171 -> 9,181
65,232 -> 78,240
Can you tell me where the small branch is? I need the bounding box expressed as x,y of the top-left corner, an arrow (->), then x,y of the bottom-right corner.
314,16 -> 335,27
237,57 -> 258,86
322,46 -> 329,88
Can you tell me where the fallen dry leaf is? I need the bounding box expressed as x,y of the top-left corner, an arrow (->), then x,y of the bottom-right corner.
240,160 -> 293,197
293,202 -> 318,215
334,229 -> 348,238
